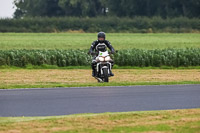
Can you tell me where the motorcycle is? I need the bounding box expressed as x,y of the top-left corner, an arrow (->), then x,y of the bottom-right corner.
91,45 -> 115,83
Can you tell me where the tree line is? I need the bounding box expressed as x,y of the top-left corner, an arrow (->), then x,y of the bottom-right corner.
14,0 -> 200,18
1,16 -> 199,33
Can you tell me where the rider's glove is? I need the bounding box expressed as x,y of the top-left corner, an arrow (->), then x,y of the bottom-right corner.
111,50 -> 115,54
88,51 -> 92,55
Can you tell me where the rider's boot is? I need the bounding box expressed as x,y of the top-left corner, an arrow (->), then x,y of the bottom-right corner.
92,66 -> 96,77
110,70 -> 114,76
110,63 -> 114,76
92,70 -> 96,77
91,61 -> 97,77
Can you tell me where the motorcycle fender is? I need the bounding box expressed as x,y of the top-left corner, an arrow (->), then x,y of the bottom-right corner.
101,66 -> 108,75
108,62 -> 112,74
97,63 -> 100,72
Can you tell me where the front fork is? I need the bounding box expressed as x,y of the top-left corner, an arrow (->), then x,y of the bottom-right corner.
97,62 -> 112,77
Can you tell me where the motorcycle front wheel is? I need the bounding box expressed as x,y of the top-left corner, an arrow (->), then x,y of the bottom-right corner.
103,68 -> 109,82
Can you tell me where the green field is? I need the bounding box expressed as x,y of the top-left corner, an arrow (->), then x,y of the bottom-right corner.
0,109 -> 199,133
0,33 -> 200,50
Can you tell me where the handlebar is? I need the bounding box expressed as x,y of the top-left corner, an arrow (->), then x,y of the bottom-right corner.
89,50 -> 118,55
90,52 -> 97,56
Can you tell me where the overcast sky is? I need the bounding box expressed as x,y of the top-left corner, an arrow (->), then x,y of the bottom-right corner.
0,0 -> 16,18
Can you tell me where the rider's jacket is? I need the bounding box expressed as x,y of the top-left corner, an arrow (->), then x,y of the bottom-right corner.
88,40 -> 115,54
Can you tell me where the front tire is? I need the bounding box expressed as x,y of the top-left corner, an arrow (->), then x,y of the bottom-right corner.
103,68 -> 109,82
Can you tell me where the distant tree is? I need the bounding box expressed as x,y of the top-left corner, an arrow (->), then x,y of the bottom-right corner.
180,0 -> 200,18
13,0 -> 200,18
58,0 -> 105,17
106,0 -> 161,17
106,0 -> 200,18
14,0 -> 64,18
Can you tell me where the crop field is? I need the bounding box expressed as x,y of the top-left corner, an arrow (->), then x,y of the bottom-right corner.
0,33 -> 200,68
0,33 -> 200,88
0,33 -> 200,50
1,48 -> 200,67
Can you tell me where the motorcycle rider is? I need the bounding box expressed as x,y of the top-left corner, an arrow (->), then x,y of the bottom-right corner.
88,32 -> 115,77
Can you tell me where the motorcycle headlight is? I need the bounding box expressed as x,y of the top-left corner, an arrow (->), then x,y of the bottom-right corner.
105,56 -> 111,61
99,57 -> 105,62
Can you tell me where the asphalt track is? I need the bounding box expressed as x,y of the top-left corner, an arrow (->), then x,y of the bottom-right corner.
0,85 -> 200,117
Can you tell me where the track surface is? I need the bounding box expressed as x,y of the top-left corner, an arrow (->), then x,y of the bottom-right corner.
0,85 -> 200,117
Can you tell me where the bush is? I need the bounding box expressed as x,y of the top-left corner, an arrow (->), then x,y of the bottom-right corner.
0,16 -> 199,33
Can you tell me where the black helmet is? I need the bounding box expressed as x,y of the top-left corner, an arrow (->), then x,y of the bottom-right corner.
98,32 -> 106,43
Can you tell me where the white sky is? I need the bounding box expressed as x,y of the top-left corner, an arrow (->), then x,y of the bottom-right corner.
0,0 -> 16,18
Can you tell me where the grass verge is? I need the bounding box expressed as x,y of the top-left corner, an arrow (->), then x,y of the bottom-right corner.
0,69 -> 200,89
0,108 -> 199,133
0,81 -> 200,89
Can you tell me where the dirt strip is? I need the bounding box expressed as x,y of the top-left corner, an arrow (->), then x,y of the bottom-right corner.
0,69 -> 200,85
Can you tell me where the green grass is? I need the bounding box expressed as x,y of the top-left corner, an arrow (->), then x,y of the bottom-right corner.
0,33 -> 200,50
0,109 -> 199,133
1,81 -> 200,89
